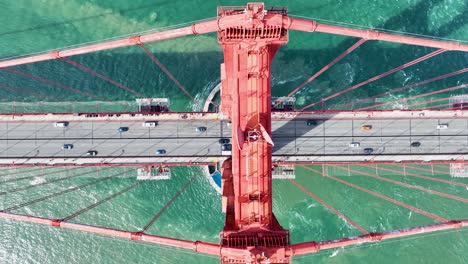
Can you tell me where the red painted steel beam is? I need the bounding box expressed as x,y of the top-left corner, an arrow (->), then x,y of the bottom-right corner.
288,18 -> 468,51
0,212 -> 221,256
291,220 -> 468,256
0,20 -> 219,69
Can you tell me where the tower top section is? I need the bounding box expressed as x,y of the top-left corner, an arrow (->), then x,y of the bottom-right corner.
217,2 -> 289,44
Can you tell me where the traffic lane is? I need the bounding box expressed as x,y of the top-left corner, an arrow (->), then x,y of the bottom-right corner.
380,119 -> 410,136
273,137 -> 323,155
0,122 -> 55,139
322,120 -> 353,137
408,119 -> 468,135
272,120 -> 325,137
10,121 -> 223,139
0,138 -> 223,157
439,135 -> 468,152
276,136 -> 412,155
4,119 -> 467,139
438,119 -> 468,136
352,120 -> 381,137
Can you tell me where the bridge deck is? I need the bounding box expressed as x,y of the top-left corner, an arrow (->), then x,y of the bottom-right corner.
0,113 -> 467,166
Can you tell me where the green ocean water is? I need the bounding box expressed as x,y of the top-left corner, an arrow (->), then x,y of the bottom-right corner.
0,0 -> 467,263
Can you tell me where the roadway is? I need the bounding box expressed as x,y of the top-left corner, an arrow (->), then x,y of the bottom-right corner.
0,118 -> 467,162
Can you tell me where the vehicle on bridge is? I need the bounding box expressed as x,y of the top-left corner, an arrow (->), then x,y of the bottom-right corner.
195,126 -> 207,132
219,138 -> 230,144
54,121 -> 69,127
156,149 -> 167,155
363,148 -> 374,154
221,143 -> 232,155
117,127 -> 129,132
360,125 -> 372,131
437,124 -> 449,129
142,121 -> 158,127
62,144 -> 74,150
306,120 -> 318,126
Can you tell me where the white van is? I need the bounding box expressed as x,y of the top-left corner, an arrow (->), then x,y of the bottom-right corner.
436,124 -> 448,129
54,121 -> 69,127
142,121 -> 158,127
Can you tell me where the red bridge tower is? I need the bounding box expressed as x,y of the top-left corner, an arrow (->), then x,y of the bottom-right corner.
218,3 -> 290,263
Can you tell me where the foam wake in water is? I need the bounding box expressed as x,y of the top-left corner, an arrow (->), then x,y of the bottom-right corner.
192,79 -> 219,111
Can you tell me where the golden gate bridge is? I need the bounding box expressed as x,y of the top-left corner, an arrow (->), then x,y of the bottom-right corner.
0,3 -> 467,263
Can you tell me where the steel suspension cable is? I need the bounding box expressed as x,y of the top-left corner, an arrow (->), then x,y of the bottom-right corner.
336,68 -> 468,109
0,84 -> 67,102
1,167 -> 79,184
0,171 -> 121,212
300,49 -> 446,110
302,165 -> 448,222
1,68 -> 108,101
288,179 -> 369,234
426,103 -> 452,110
139,176 -> 196,233
357,83 -> 467,110
138,44 -> 196,103
0,167 -> 46,178
60,57 -> 145,98
0,168 -> 106,196
405,97 -> 451,109
361,165 -> 468,187
278,38 -> 366,107
61,180 -> 145,222
0,84 -> 78,111
405,165 -> 448,175
333,165 -> 467,203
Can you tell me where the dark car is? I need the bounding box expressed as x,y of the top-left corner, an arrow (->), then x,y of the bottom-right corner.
306,120 -> 318,126
156,149 -> 167,155
86,150 -> 98,156
219,138 -> 230,144
117,127 -> 129,132
62,144 -> 74,150
411,142 -> 421,147
221,144 -> 232,151
195,126 -> 207,132
363,148 -> 374,154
